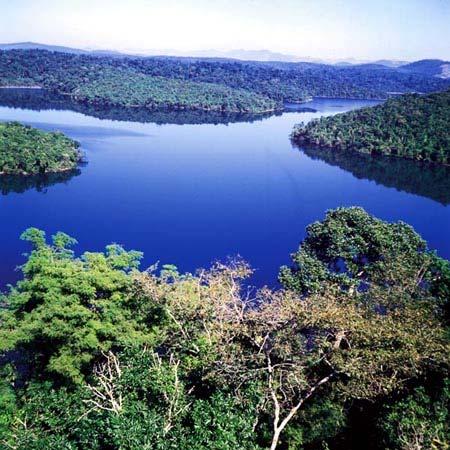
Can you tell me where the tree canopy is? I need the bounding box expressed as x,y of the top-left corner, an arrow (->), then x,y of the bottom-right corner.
1,49 -> 449,114
72,68 -> 277,113
291,89 -> 450,164
0,208 -> 448,449
0,122 -> 82,175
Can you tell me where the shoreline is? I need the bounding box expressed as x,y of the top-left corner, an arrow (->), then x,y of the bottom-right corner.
0,85 -> 43,89
0,164 -> 81,177
312,95 -> 385,101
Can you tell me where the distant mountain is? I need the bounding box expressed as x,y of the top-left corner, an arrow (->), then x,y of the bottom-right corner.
189,49 -> 326,63
0,42 -> 127,58
0,43 -> 447,77
0,41 -> 88,54
336,59 -> 407,68
373,59 -> 407,68
399,59 -> 450,79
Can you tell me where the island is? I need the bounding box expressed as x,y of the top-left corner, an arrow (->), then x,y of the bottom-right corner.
291,89 -> 450,164
0,121 -> 82,175
72,68 -> 277,113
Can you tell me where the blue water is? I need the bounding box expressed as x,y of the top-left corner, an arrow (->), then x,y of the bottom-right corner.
1,93 -> 449,288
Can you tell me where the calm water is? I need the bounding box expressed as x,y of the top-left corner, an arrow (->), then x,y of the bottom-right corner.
1,90 -> 449,288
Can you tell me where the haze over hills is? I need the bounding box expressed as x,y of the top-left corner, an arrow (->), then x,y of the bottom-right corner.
0,41 -> 89,54
399,59 -> 450,79
1,42 -> 448,74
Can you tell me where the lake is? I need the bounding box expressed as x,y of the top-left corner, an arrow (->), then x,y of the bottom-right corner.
1,89 -> 449,289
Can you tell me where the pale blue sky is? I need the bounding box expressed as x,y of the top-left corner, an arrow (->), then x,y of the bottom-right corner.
1,0 -> 449,60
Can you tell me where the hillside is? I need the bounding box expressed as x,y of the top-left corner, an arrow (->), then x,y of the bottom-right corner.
0,50 -> 449,111
0,122 -> 82,174
0,41 -> 88,54
291,89 -> 450,164
400,59 -> 450,79
0,50 -> 280,113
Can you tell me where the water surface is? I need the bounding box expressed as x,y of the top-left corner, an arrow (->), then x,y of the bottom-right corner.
1,90 -> 449,288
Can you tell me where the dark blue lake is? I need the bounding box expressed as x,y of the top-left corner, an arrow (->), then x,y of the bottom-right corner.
1,90 -> 449,289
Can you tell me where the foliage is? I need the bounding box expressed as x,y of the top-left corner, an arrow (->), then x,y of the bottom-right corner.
291,89 -> 450,164
0,365 -> 16,439
0,228 -> 148,383
119,56 -> 450,101
0,208 -> 449,449
284,397 -> 347,449
72,68 -> 277,113
379,381 -> 449,450
0,86 -> 277,125
0,49 -> 449,112
279,207 -> 450,327
0,121 -> 82,175
0,50 -> 279,113
279,206 -> 443,295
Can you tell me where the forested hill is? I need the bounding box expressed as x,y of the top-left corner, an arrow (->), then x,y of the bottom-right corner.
0,50 -> 449,113
0,50 -> 278,113
399,59 -> 450,79
292,89 -> 450,164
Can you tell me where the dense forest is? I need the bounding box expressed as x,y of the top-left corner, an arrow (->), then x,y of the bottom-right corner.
292,89 -> 450,164
0,50 -> 449,113
0,207 -> 448,450
72,68 -> 277,113
0,88 -> 276,125
0,122 -> 82,175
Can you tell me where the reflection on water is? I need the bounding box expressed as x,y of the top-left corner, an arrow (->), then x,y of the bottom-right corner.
0,88 -> 279,125
0,91 -> 448,290
298,146 -> 450,206
0,169 -> 81,195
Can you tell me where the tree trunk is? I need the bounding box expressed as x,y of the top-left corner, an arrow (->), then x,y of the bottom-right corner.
270,427 -> 282,450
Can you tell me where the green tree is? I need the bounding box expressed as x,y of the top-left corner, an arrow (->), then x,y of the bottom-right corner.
380,381 -> 449,450
0,228 -> 148,383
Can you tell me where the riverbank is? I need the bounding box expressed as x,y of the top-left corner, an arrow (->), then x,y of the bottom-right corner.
0,85 -> 43,89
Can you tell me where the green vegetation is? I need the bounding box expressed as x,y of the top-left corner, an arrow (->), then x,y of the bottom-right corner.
1,50 -> 449,114
380,382 -> 449,449
0,50 -> 280,113
1,207 -> 449,449
0,122 -> 82,175
73,69 -> 277,113
292,89 -> 450,164
0,87 -> 277,125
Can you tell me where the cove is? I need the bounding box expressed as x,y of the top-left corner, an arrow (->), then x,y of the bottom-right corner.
0,89 -> 449,288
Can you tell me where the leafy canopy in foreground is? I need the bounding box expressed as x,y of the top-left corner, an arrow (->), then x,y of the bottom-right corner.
0,228 -> 147,383
0,208 -> 449,449
279,206 -> 450,300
